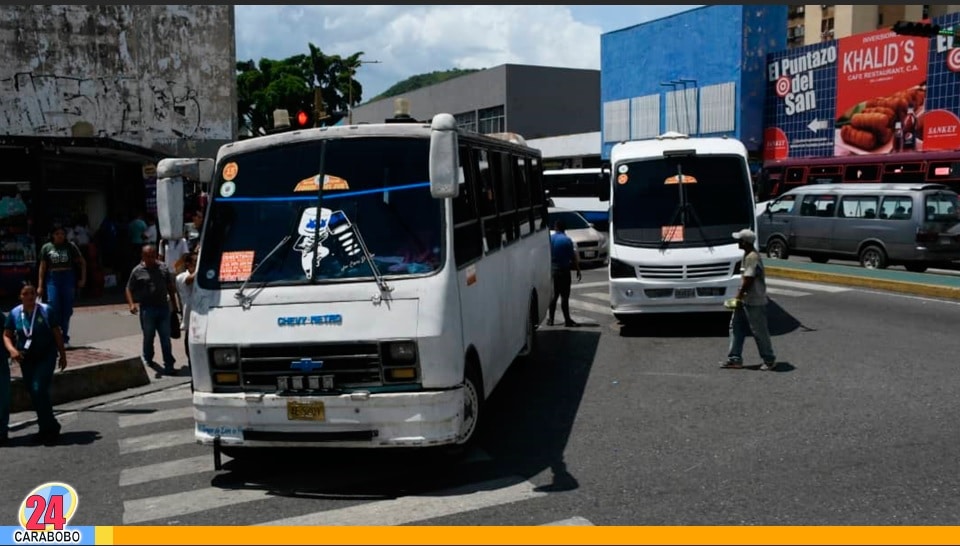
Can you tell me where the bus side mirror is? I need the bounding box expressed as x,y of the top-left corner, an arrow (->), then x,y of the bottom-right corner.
156,158 -> 214,240
598,181 -> 611,202
429,113 -> 459,199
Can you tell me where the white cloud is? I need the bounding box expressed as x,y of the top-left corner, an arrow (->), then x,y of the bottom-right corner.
234,5 -> 602,98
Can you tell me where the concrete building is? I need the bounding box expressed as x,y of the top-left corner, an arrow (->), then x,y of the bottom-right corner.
788,4 -> 960,48
600,5 -> 788,160
350,64 -> 600,142
0,5 -> 236,297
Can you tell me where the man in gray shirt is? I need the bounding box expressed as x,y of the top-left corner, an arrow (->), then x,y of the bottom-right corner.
126,244 -> 180,375
722,228 -> 777,371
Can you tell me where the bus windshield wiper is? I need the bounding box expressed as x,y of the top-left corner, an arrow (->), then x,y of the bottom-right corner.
235,234 -> 293,310
660,163 -> 713,250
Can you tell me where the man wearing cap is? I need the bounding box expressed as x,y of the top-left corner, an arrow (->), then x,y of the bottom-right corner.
723,228 -> 777,371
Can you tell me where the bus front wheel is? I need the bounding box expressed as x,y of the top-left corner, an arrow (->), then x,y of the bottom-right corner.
452,363 -> 484,452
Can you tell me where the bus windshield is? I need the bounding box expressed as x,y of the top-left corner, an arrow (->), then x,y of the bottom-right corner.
612,155 -> 753,247
198,137 -> 442,290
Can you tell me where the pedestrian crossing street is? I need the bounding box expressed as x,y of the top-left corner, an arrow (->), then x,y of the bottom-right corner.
561,278 -> 851,324
102,385 -> 593,526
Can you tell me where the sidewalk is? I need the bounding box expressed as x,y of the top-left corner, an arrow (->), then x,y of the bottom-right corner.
766,259 -> 960,300
7,333 -> 191,430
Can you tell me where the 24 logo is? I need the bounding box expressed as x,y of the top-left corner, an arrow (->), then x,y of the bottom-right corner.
14,482 -> 82,545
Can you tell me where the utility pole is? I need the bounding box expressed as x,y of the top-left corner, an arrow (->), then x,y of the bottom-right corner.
348,59 -> 382,125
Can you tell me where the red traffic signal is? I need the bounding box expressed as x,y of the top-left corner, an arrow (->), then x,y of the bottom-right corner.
296,110 -> 310,127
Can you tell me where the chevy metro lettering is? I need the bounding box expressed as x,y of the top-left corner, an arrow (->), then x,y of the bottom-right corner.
277,315 -> 343,327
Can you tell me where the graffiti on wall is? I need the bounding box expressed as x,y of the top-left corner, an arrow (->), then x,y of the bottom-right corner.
0,72 -> 202,140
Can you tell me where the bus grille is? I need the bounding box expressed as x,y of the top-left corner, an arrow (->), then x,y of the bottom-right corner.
238,342 -> 383,392
637,262 -> 731,280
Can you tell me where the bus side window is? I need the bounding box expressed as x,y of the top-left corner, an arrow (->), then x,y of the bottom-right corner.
514,156 -> 533,237
476,149 -> 502,253
494,151 -> 519,244
453,145 -> 484,267
529,157 -> 548,230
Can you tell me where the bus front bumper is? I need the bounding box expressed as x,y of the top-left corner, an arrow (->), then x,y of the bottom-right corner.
193,388 -> 464,448
610,278 -> 736,314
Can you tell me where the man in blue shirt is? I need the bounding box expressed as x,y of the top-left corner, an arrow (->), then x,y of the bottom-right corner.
548,219 -> 582,327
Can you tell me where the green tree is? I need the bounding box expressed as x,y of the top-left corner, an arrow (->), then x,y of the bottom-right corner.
236,44 -> 365,136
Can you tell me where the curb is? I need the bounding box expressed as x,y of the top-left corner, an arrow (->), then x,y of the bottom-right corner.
10,356 -> 150,413
8,376 -> 192,431
767,265 -> 960,301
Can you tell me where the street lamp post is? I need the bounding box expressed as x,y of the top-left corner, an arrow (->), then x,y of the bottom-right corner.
348,60 -> 381,125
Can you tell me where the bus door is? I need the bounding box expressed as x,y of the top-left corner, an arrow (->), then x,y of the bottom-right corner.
793,193 -> 839,252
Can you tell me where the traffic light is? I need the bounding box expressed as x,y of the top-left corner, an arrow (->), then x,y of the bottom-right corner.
891,20 -> 941,37
294,109 -> 312,128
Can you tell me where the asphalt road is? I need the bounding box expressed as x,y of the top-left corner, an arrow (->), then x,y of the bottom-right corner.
2,267 -> 959,525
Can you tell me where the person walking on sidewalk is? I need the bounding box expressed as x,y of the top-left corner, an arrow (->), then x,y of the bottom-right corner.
125,245 -> 180,375
175,251 -> 197,367
3,282 -> 68,445
722,229 -> 777,371
37,225 -> 86,349
547,219 -> 582,327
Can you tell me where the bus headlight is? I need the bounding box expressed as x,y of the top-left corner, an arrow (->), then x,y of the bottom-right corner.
212,348 -> 239,369
386,341 -> 417,363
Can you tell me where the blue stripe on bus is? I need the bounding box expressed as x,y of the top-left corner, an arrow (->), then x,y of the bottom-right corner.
216,181 -> 431,202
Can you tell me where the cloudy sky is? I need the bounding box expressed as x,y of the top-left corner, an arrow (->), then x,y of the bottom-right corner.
234,5 -> 702,100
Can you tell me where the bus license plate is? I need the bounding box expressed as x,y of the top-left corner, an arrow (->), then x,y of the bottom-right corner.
675,288 -> 696,299
287,400 -> 325,421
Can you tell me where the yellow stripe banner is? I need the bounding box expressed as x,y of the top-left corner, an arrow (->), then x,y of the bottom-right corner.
93,526 -> 960,545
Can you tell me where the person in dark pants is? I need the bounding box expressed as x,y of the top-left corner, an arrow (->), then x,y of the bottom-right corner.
125,245 -> 180,375
3,282 -> 68,445
548,220 -> 582,327
37,225 -> 86,348
175,251 -> 197,367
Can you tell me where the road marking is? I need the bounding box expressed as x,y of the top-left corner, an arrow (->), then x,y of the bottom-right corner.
767,287 -> 811,298
582,291 -> 609,302
101,385 -> 192,409
571,281 -> 608,290
123,485 -> 267,524
119,455 -> 211,487
257,476 -> 546,526
568,298 -> 611,315
542,516 -> 595,526
767,278 -> 850,293
118,428 -> 195,455
119,406 -> 195,428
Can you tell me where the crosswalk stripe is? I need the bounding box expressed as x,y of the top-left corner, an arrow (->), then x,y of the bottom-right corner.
257,476 -> 546,526
123,485 -> 267,524
568,298 -> 611,315
101,385 -> 192,409
767,287 -> 810,298
119,406 -> 195,428
571,281 -> 608,290
119,455 -> 211,487
582,291 -> 609,302
118,428 -> 195,455
767,278 -> 850,293
542,516 -> 594,526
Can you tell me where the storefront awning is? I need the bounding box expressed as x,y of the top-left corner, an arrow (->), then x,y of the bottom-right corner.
0,135 -> 166,163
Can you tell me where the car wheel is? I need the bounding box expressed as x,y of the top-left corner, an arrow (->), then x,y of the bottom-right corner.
859,245 -> 888,270
766,237 -> 789,260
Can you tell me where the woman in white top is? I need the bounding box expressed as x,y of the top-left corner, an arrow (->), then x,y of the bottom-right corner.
175,251 -> 197,366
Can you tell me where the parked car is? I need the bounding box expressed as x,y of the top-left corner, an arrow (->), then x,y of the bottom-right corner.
548,207 -> 608,267
756,183 -> 960,271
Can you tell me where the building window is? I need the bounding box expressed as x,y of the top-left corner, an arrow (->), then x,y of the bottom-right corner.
477,105 -> 505,134
821,17 -> 834,41
455,111 -> 477,133
699,82 -> 736,134
602,99 -> 630,142
665,88 -> 698,135
630,94 -> 660,139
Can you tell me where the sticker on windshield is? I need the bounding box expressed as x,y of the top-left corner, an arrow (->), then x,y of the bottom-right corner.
661,225 -> 685,242
220,181 -> 236,198
219,251 -> 255,282
617,165 -> 628,174
294,174 -> 350,192
617,174 -> 629,185
205,269 -> 215,280
664,174 -> 698,185
222,162 -> 239,181
293,207 -> 359,278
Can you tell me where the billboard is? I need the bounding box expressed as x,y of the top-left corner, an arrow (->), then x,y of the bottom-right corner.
763,12 -> 960,160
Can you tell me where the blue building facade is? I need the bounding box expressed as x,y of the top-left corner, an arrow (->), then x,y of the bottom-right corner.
600,5 -> 787,160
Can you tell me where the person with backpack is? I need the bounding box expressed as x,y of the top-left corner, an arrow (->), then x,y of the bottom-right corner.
3,282 -> 68,445
37,225 -> 86,349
